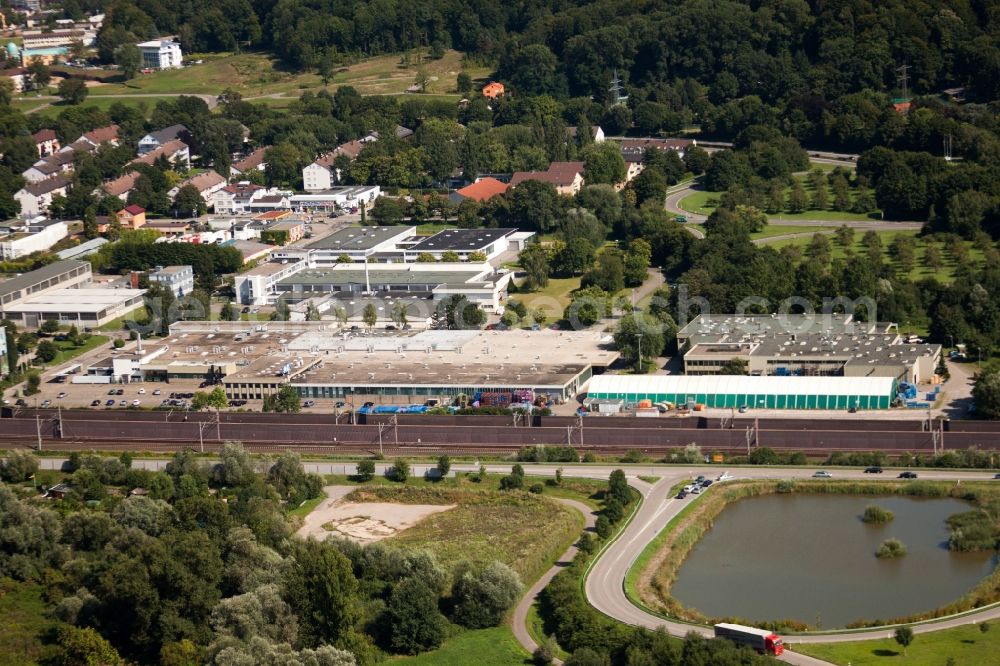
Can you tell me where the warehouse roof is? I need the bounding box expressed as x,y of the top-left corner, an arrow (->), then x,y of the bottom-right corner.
587,374 -> 896,397
307,226 -> 412,251
407,228 -> 517,253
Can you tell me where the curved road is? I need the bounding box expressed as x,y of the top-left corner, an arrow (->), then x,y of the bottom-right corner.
510,497 -> 597,663
585,467 -> 1000,665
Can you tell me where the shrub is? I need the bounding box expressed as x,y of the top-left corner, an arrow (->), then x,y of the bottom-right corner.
776,480 -> 795,494
529,483 -> 544,494
947,510 -> 998,551
499,474 -> 524,491
389,459 -> 410,483
595,515 -> 612,539
876,538 -> 907,558
862,505 -> 895,524
582,453 -> 597,463
0,450 -> 39,482
620,449 -> 645,463
450,561 -> 523,628
113,339 -> 125,349
355,459 -> 375,482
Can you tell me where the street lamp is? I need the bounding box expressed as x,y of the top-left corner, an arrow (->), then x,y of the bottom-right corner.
635,331 -> 643,373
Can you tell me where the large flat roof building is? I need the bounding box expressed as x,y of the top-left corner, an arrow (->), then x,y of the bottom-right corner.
0,259 -> 91,312
677,314 -> 941,384
3,288 -> 146,328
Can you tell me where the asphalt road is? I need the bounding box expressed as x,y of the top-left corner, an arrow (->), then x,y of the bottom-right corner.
585,467 -> 1000,666
509,497 -> 597,664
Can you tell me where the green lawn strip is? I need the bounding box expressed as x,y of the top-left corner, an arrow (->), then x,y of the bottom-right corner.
11,98 -> 51,114
96,306 -> 148,332
28,96 -> 175,118
392,626 -> 531,665
795,623 -> 1000,665
49,334 -> 109,366
415,223 -> 452,235
770,229 -> 993,283
287,494 -> 325,518
514,276 -> 581,312
524,603 -> 567,661
0,581 -> 69,666
679,168 -> 877,222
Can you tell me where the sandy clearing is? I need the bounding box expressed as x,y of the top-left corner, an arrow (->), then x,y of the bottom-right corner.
296,486 -> 455,543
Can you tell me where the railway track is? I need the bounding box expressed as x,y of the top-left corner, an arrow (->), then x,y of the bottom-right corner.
4,409 -> 999,455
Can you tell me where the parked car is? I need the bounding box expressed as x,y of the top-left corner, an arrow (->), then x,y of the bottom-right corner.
116,388 -> 124,395
334,401 -> 346,408
303,400 -> 315,407
864,466 -> 883,474
119,400 -> 127,406
137,388 -> 145,394
41,400 -> 51,407
108,389 -> 117,395
106,399 -> 116,406
132,399 -> 141,406
152,389 -> 161,396
701,480 -> 714,488
676,490 -> 688,499
91,399 -> 101,407
15,399 -> 27,406
899,471 -> 918,479
57,392 -> 67,399
812,470 -> 833,478
994,473 -> 1000,480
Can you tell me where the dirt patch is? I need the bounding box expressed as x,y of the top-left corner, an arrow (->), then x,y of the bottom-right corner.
296,487 -> 455,543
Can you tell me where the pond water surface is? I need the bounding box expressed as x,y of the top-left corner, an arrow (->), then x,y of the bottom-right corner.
670,493 -> 997,628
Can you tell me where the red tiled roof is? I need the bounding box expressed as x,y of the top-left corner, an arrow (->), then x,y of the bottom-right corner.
82,124 -> 119,145
122,204 -> 145,215
177,170 -> 225,193
103,171 -> 141,197
455,177 -> 509,202
233,146 -> 268,172
509,161 -> 585,188
130,139 -> 188,166
32,129 -> 58,142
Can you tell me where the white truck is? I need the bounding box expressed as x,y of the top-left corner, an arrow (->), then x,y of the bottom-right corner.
713,623 -> 784,656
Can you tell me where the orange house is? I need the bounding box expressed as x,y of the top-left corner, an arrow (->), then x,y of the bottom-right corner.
482,81 -> 505,99
116,204 -> 147,230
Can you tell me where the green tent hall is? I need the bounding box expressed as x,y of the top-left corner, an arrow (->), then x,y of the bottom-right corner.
586,375 -> 897,410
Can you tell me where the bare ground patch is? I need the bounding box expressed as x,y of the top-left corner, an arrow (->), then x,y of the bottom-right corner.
296,487 -> 454,543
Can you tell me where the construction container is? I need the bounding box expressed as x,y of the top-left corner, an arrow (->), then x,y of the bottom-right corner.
638,399 -> 653,409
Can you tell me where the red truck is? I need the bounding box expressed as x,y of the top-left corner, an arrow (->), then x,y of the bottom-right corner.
713,623 -> 784,656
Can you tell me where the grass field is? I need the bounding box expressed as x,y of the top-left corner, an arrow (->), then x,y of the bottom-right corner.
394,627 -> 531,665
795,623 -> 1000,665
85,48 -> 486,100
347,484 -> 583,585
21,96 -> 175,118
0,582 -> 66,666
513,276 -> 582,315
49,334 -> 109,367
770,229 -> 994,283
679,166 -> 879,222
97,306 -> 148,332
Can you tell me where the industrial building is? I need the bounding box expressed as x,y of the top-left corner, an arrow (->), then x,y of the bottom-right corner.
74,321 -> 619,403
586,374 -> 898,410
0,259 -> 145,328
677,314 -> 941,384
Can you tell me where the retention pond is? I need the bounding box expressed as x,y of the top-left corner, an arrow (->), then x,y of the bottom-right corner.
671,493 -> 997,628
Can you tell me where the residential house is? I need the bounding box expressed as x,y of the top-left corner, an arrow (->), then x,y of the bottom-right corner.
509,161 -> 585,196
231,146 -> 269,176
137,40 -> 183,70
101,171 -> 141,200
448,177 -> 509,205
22,150 -> 75,183
131,139 -> 190,169
619,138 -> 694,182
137,124 -> 189,155
45,483 -> 72,499
116,205 -> 146,230
15,175 -> 70,217
168,170 -> 227,204
79,124 -> 120,148
142,220 -> 192,237
247,194 -> 290,215
212,183 -> 274,215
32,129 -> 60,157
482,81 -> 505,99
303,134 -> 377,191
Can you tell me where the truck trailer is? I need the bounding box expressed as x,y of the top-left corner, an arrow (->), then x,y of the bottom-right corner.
713,623 -> 784,656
